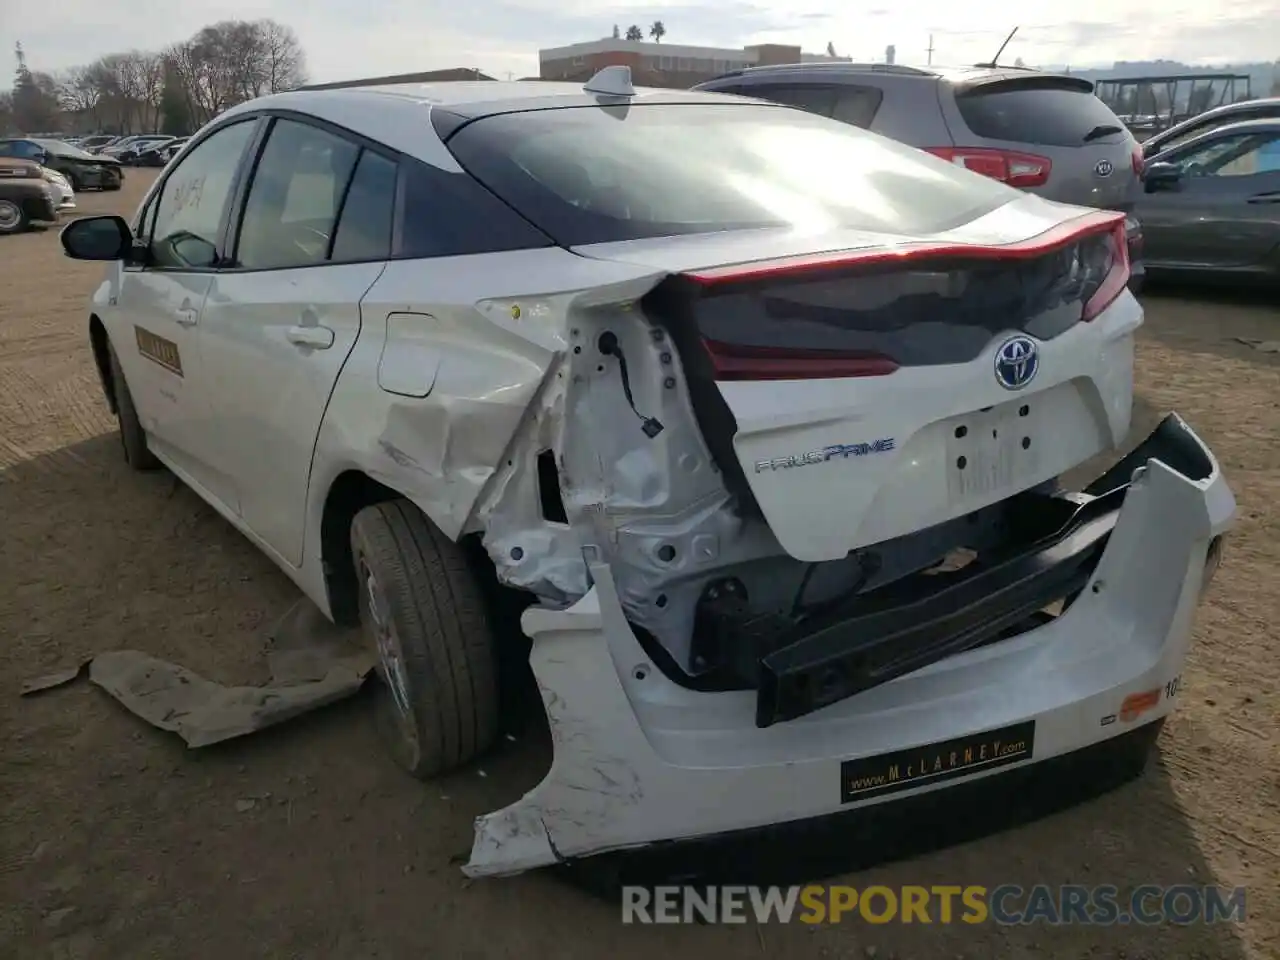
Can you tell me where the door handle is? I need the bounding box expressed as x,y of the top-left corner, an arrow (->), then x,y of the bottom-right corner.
174,306 -> 199,327
1247,192 -> 1280,204
286,325 -> 335,349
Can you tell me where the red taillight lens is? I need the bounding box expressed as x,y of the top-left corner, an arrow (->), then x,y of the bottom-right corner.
925,146 -> 1052,188
1081,222 -> 1131,321
702,340 -> 899,381
1131,144 -> 1145,178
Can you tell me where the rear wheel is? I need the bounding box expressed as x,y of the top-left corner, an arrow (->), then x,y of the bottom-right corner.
0,199 -> 28,235
107,341 -> 161,471
64,171 -> 82,192
350,500 -> 499,779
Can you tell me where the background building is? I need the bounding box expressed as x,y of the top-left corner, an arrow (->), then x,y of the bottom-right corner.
539,39 -> 849,88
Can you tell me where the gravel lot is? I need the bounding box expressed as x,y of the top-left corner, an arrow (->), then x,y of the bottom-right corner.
1,171 -> 1277,960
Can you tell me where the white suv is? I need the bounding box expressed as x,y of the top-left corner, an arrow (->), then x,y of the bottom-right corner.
60,68 -> 1234,882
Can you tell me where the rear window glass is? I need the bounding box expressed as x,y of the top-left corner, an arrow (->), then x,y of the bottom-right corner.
444,103 -> 1016,246
955,83 -> 1126,147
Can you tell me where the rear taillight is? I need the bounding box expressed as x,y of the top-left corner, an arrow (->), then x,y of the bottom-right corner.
702,341 -> 899,381
1081,222 -> 1131,321
1131,144 -> 1145,178
685,209 -> 1128,380
925,146 -> 1052,188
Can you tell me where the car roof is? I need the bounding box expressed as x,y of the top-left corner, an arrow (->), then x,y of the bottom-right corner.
213,80 -> 770,169
700,61 -> 1088,90
225,80 -> 743,122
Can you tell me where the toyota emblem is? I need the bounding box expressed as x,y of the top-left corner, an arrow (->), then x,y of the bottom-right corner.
994,335 -> 1039,391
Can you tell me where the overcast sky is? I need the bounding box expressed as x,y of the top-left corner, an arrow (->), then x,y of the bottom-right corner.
6,0 -> 1278,84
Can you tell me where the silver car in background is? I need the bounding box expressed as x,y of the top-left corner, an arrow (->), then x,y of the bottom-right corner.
695,63 -> 1146,288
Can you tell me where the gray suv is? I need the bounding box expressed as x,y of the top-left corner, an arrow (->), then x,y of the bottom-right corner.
696,63 -> 1145,288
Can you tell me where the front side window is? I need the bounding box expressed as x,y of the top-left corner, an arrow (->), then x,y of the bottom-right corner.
148,120 -> 257,269
1172,132 -> 1280,177
235,118 -> 360,270
445,102 -> 1017,246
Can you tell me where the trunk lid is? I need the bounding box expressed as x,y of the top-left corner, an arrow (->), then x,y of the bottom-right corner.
574,199 -> 1132,562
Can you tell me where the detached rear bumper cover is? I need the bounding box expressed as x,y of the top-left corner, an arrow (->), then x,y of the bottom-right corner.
464,414 -> 1235,877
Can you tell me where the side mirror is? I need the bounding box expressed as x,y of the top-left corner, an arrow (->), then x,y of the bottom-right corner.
1143,161 -> 1182,192
60,215 -> 134,261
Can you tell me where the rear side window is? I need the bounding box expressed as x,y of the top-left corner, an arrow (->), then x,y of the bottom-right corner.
752,85 -> 839,115
748,84 -> 883,129
833,87 -> 884,128
330,149 -> 397,262
395,158 -> 553,258
954,82 -> 1126,147
444,102 -> 1015,247
236,118 -> 360,270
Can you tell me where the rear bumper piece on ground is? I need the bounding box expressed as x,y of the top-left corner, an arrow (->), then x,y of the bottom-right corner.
464,413 -> 1235,879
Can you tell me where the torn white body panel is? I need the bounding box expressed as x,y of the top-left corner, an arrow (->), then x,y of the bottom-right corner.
465,418 -> 1236,875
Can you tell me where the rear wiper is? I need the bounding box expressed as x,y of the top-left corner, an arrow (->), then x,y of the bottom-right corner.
1083,124 -> 1124,143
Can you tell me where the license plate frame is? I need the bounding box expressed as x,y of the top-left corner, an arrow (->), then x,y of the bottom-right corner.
840,720 -> 1036,803
946,400 -> 1043,502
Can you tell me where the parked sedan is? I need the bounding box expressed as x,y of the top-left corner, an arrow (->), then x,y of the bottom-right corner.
1137,118 -> 1280,284
136,138 -> 187,167
116,136 -> 176,165
0,158 -> 59,234
0,138 -> 123,191
77,134 -> 120,153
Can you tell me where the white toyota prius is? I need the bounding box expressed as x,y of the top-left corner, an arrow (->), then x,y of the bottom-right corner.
60,67 -> 1235,883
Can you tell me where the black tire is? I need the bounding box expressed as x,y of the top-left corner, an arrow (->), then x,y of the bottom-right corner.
65,171 -> 82,192
350,500 -> 499,779
0,199 -> 29,235
107,342 -> 161,471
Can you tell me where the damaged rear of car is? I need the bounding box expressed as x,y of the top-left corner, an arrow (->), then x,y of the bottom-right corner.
413,98 -> 1235,878
73,83 -> 1230,882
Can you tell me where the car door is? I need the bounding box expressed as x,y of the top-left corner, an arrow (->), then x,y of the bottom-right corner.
110,117 -> 260,509
199,116 -> 396,567
1140,131 -> 1280,269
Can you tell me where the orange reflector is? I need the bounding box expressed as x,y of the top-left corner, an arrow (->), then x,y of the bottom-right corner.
1119,689 -> 1161,723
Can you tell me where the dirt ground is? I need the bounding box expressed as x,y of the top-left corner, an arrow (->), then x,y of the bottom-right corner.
0,172 -> 1277,960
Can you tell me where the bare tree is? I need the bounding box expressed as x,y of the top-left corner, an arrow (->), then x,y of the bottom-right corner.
6,19 -> 306,133
255,20 -> 307,93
